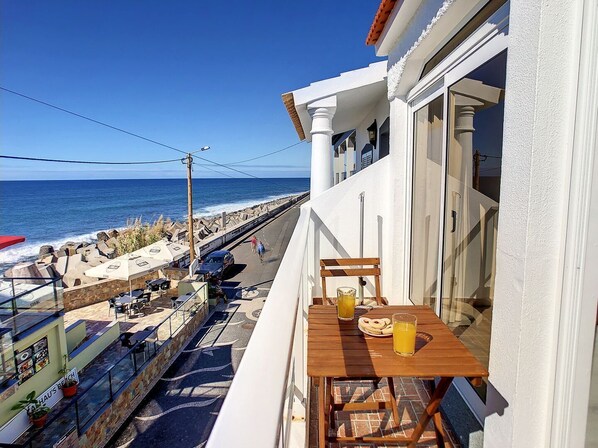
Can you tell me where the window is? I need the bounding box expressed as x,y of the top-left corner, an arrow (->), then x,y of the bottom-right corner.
378,118 -> 390,159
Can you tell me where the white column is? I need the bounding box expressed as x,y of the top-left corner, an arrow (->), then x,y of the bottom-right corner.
308,96 -> 336,198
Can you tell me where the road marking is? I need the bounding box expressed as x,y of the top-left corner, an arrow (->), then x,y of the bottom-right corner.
160,363 -> 232,381
183,338 -> 240,352
205,319 -> 244,328
134,397 -> 221,421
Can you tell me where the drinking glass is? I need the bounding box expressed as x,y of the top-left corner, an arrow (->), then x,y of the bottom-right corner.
337,287 -> 356,321
393,313 -> 417,356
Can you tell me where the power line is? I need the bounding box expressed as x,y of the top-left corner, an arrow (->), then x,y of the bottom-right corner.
226,141 -> 305,165
0,154 -> 182,165
1,86 -> 306,183
0,86 -> 187,156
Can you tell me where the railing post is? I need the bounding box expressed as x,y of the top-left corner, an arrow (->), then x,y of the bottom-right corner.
108,371 -> 114,401
132,347 -> 138,373
75,402 -> 81,435
53,280 -> 60,316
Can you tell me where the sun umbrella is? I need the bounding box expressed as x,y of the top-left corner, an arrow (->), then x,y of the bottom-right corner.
84,253 -> 168,294
132,239 -> 189,262
0,236 -> 25,250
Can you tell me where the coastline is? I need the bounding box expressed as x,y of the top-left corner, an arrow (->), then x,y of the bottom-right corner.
0,192 -> 306,287
1,191 -> 307,277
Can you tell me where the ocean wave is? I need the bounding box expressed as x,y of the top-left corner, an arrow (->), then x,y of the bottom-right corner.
195,191 -> 305,217
0,231 -> 99,267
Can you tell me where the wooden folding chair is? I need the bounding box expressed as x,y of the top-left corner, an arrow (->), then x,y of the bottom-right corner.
316,257 -> 400,436
319,257 -> 384,305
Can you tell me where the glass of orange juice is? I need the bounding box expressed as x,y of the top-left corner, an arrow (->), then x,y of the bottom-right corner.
393,313 -> 417,356
337,287 -> 356,321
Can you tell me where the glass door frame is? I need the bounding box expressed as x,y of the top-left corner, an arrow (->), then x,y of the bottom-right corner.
405,18 -> 509,423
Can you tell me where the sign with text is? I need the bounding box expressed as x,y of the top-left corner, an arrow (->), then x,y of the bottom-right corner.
0,368 -> 79,443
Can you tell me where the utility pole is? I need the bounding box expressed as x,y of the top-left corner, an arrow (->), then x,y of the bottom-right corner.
186,153 -> 196,262
185,146 -> 210,265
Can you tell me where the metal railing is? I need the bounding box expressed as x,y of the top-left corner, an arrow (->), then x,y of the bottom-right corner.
207,205 -> 311,448
0,277 -> 63,337
3,284 -> 207,448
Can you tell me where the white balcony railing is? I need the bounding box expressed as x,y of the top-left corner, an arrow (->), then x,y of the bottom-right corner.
207,205 -> 311,448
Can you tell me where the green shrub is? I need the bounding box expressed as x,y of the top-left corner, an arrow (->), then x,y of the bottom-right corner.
114,216 -> 169,255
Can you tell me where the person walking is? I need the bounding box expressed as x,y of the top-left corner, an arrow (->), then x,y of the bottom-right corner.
256,240 -> 265,263
250,235 -> 257,253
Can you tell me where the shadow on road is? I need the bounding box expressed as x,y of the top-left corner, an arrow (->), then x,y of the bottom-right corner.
224,263 -> 246,279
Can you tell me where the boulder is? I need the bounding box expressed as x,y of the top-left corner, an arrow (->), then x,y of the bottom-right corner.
37,264 -> 59,279
96,231 -> 109,242
105,237 -> 118,249
54,254 -> 86,278
108,229 -> 119,238
38,245 -> 55,258
41,254 -> 57,265
58,244 -> 77,256
5,262 -> 46,284
85,254 -> 109,267
97,241 -> 116,258
63,263 -> 96,288
76,244 -> 94,256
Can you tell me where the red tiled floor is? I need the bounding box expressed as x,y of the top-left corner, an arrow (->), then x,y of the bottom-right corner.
314,378 -> 460,447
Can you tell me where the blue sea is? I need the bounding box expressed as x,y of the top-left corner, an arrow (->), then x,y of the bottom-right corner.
0,178 -> 309,270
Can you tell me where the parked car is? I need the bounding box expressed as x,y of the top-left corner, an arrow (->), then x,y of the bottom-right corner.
195,250 -> 235,279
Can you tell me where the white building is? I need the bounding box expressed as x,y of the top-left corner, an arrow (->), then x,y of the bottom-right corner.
208,0 -> 598,446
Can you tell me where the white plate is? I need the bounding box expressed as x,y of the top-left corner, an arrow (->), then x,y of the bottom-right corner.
357,320 -> 392,338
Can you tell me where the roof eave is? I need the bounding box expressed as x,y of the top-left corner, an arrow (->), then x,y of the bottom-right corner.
366,0 -> 399,46
282,92 -> 306,141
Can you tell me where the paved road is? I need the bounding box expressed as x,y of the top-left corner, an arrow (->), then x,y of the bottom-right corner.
108,201 -> 302,448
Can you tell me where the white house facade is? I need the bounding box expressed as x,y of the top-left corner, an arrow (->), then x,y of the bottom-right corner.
207,0 -> 598,447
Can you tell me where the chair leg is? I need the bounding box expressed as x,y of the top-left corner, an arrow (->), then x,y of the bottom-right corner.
318,377 -> 327,448
428,380 -> 448,447
327,378 -> 335,433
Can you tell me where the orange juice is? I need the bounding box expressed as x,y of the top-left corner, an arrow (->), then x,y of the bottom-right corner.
337,294 -> 356,320
393,321 -> 416,356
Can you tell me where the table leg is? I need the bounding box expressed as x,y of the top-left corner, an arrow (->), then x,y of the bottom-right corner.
387,377 -> 400,427
427,380 -> 448,446
408,377 -> 453,448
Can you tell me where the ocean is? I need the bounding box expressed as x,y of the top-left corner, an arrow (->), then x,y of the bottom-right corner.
0,178 -> 309,271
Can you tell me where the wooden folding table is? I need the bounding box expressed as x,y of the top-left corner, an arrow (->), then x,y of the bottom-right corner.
307,305 -> 488,447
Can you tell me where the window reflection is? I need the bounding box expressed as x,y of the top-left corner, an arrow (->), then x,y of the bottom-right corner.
442,51 -> 507,400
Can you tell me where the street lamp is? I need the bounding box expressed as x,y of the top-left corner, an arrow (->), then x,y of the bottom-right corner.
186,146 -> 210,265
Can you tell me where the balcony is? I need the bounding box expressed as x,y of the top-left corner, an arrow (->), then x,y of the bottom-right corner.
206,156 -> 489,446
0,277 -> 64,338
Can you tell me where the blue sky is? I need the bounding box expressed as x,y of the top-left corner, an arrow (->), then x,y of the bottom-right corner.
1,1 -> 383,180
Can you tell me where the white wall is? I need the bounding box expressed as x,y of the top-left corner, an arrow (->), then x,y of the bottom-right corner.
307,156 -> 394,301
484,0 -> 582,446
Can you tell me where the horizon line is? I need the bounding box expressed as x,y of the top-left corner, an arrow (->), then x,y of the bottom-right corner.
0,176 -> 311,182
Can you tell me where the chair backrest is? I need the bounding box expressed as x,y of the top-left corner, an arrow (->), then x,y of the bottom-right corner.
320,257 -> 382,305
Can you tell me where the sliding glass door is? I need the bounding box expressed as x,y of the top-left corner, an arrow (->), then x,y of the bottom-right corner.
409,95 -> 444,310
441,52 -> 507,400
409,50 -> 507,403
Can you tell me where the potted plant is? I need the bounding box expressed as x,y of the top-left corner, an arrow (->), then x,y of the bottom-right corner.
11,391 -> 50,428
59,355 -> 78,398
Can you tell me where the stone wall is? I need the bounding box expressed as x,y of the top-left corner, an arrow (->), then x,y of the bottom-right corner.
62,267 -> 185,312
75,302 -> 208,448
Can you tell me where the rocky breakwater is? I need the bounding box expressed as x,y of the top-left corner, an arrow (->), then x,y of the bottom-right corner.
4,193 -> 306,289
